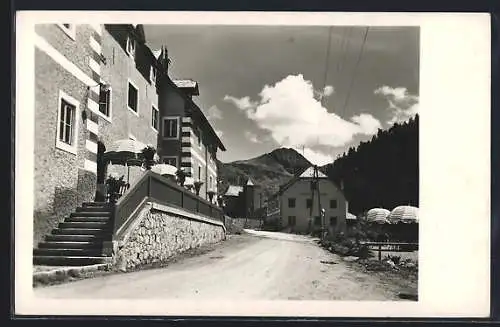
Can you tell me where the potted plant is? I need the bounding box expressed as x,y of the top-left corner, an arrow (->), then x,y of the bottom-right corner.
105,173 -> 127,203
207,190 -> 216,202
193,180 -> 204,196
217,195 -> 225,208
176,168 -> 186,186
141,145 -> 156,170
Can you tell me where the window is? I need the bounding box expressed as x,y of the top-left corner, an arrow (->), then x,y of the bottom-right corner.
330,199 -> 338,209
59,100 -> 76,145
162,156 -> 177,167
330,216 -> 338,226
151,106 -> 159,131
306,199 -> 313,209
162,117 -> 179,139
288,198 -> 296,208
288,216 -> 296,226
150,66 -> 157,85
56,91 -> 79,155
98,84 -> 111,117
126,36 -> 136,58
57,24 -> 76,40
127,82 -> 138,113
197,128 -> 202,147
314,216 -> 321,226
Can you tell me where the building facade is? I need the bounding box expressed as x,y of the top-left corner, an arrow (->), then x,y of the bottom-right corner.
156,70 -> 226,201
34,23 -> 108,244
33,23 -> 224,244
221,178 -> 266,218
96,24 -> 160,193
266,166 -> 348,234
222,185 -> 244,217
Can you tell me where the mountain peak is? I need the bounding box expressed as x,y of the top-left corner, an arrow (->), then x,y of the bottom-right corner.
217,147 -> 312,197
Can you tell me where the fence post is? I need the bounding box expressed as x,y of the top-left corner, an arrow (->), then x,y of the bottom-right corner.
181,189 -> 184,209
147,174 -> 152,197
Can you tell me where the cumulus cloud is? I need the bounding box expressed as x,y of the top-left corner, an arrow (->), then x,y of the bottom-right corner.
224,74 -> 381,150
350,113 -> 382,135
203,106 -> 224,139
322,85 -> 335,97
223,95 -> 257,110
244,131 -> 261,143
206,105 -> 223,121
374,85 -> 419,125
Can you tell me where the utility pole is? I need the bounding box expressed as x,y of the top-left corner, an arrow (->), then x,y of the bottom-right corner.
315,165 -> 324,241
309,165 -> 323,239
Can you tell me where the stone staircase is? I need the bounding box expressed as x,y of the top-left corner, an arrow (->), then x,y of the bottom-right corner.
33,202 -> 114,266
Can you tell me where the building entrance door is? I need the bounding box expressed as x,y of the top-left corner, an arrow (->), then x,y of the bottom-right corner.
95,141 -> 107,201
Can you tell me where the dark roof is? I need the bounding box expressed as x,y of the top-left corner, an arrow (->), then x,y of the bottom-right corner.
173,79 -> 200,96
274,169 -> 345,198
224,185 -> 243,197
104,24 -> 162,82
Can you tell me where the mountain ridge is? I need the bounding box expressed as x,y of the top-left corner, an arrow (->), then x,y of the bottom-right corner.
217,147 -> 313,197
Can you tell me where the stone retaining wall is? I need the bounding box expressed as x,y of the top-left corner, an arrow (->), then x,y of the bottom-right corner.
114,202 -> 226,271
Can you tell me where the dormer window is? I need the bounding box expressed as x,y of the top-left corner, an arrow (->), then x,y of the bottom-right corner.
126,36 -> 136,58
150,66 -> 157,85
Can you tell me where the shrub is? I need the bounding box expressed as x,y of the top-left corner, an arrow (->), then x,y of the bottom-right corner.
141,145 -> 157,170
323,232 -> 372,259
386,254 -> 402,265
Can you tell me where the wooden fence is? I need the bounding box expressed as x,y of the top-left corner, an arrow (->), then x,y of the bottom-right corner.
360,241 -> 419,261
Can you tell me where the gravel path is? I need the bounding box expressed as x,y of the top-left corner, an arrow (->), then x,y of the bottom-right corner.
34,230 -> 414,300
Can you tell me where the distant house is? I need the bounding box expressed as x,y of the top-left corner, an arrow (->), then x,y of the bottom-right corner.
346,212 -> 357,227
222,178 -> 265,218
266,166 -> 348,235
223,185 -> 244,217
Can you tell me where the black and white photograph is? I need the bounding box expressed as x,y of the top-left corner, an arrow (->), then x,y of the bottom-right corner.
14,12 -> 490,317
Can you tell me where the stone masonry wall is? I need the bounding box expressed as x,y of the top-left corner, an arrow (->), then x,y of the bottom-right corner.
114,206 -> 225,271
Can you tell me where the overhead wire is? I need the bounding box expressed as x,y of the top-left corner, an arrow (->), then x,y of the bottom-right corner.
337,27 -> 352,84
340,26 -> 369,118
320,26 -> 333,108
336,26 -> 350,77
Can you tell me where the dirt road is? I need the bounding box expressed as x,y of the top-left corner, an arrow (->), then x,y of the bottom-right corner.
35,230 -> 413,300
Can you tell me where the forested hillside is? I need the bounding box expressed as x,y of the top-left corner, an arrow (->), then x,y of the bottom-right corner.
323,115 -> 419,215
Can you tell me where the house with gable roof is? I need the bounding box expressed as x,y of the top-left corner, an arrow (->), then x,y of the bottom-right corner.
265,166 -> 348,234
221,177 -> 265,219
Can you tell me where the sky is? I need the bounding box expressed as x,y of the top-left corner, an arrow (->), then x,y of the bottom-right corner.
144,25 -> 419,165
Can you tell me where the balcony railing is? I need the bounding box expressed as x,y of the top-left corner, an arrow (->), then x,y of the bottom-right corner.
111,171 -> 224,239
